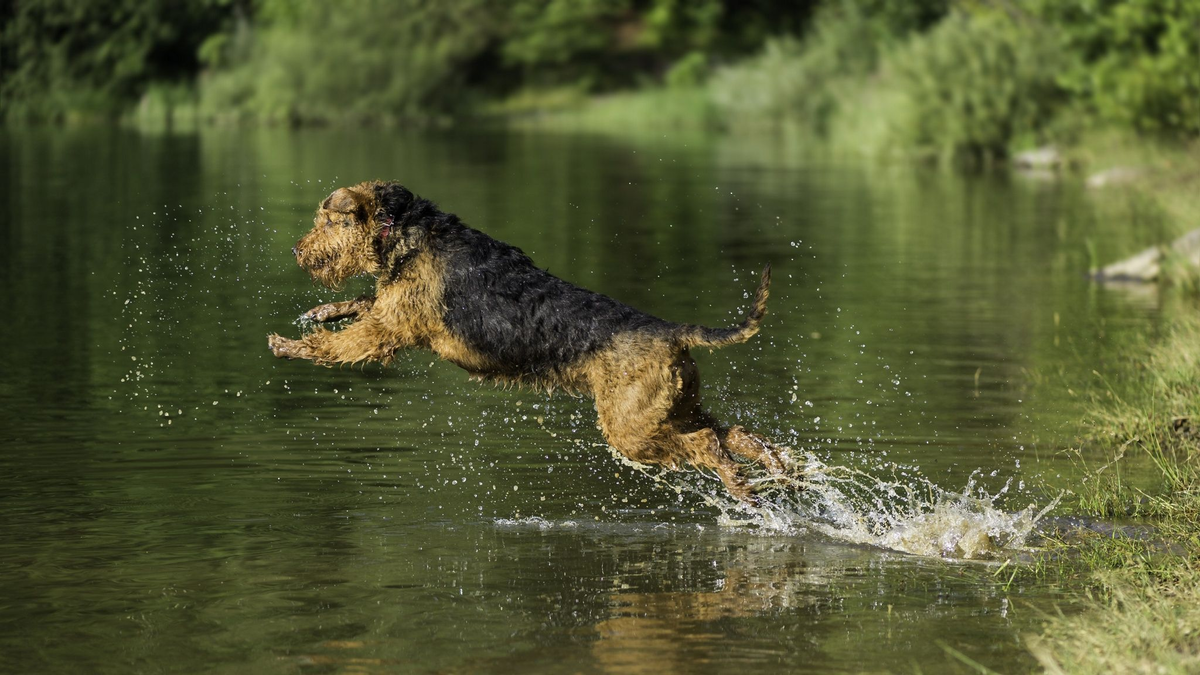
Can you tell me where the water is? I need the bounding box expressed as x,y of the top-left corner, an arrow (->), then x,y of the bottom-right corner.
0,127 -> 1161,673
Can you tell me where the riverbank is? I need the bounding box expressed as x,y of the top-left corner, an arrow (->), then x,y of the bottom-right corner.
1033,311 -> 1200,672
509,64 -> 1200,671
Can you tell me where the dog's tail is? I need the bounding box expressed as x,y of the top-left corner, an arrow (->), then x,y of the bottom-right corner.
678,264 -> 771,350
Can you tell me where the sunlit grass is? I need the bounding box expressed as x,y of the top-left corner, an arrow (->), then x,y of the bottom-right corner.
500,86 -> 719,136
1030,566 -> 1200,675
1032,314 -> 1200,670
1068,315 -> 1200,519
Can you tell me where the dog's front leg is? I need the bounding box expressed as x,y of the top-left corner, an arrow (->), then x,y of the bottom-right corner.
268,317 -> 398,365
302,295 -> 376,323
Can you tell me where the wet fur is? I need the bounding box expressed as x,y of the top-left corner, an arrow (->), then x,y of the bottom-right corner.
269,181 -> 784,502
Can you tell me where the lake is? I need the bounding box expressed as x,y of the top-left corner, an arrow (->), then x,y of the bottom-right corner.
0,126 -> 1162,673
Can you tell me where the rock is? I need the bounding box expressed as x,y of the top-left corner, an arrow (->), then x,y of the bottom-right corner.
1092,245 -> 1162,282
1168,228 -> 1200,268
1086,166 -> 1143,189
1092,228 -> 1200,282
1013,146 -> 1062,170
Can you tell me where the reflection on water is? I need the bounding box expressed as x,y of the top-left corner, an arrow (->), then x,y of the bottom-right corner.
0,126 -> 1158,673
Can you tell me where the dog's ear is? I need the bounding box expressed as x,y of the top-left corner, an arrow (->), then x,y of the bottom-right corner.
374,182 -> 414,223
322,187 -> 369,220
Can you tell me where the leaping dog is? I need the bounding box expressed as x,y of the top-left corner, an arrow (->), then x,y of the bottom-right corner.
268,181 -> 787,502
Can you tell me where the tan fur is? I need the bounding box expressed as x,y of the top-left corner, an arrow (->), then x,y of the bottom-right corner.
269,181 -> 788,503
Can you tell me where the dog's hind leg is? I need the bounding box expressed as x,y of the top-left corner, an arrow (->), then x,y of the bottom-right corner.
721,426 -> 789,475
609,427 -> 758,505
675,428 -> 758,504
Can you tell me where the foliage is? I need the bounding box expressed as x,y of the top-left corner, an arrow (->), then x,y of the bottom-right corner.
708,1 -> 925,134
664,51 -> 710,88
2,0 -> 821,124
499,0 -> 722,89
4,0 -> 1200,141
887,10 -> 1065,162
1029,0 -> 1200,136
0,0 -> 234,122
199,0 -> 497,124
707,0 -> 950,135
195,0 -> 826,123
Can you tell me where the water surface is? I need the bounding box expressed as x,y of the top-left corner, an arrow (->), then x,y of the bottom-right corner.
0,127 -> 1160,673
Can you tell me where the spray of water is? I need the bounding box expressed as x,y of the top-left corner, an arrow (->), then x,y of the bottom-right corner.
609,444 -> 1058,560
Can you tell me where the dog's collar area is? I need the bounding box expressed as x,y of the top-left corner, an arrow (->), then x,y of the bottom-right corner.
378,215 -> 395,242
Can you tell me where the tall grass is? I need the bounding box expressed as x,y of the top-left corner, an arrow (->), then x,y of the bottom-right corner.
1031,314 -> 1200,672
1070,315 -> 1200,519
1031,567 -> 1200,674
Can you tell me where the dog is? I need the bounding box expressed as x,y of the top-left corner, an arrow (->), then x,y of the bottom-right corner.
268,181 -> 787,502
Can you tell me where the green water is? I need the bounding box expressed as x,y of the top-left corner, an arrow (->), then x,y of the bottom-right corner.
0,127 -> 1160,673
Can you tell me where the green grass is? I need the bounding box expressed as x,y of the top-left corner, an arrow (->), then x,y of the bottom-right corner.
1030,566 -> 1200,674
1067,131 -> 1200,251
499,86 -> 719,136
1068,315 -> 1200,519
1031,312 -> 1200,671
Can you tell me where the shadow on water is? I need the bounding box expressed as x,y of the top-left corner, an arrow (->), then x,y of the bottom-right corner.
0,126 -> 1164,673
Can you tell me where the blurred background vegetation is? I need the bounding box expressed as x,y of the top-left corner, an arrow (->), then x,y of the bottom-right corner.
2,0 -> 1198,159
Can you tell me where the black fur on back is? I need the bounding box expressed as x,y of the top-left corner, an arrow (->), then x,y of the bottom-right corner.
375,184 -> 675,380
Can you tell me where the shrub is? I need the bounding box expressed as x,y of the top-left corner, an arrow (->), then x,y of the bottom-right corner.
708,3 -> 880,133
1029,0 -> 1200,136
199,0 -> 497,124
888,11 -> 1064,162
0,0 -> 233,123
707,0 -> 948,135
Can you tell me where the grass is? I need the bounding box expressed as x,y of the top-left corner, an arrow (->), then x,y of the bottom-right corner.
1030,566 -> 1200,674
497,86 -> 719,136
1065,131 -> 1200,270
1031,311 -> 1200,671
1069,315 -> 1200,519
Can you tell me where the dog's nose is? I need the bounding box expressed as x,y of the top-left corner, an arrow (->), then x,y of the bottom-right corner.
291,245 -> 299,258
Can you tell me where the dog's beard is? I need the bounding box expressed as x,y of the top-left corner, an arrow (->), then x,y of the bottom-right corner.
303,255 -> 363,289
308,266 -> 344,290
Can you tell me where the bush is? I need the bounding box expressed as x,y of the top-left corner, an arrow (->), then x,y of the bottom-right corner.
0,0 -> 233,123
665,51 -> 710,88
708,0 -> 948,135
1030,0 -> 1200,136
199,0 -> 498,124
887,11 -> 1064,162
708,3 -> 880,133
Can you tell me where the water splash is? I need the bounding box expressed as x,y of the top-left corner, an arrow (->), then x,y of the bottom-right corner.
612,446 -> 1058,560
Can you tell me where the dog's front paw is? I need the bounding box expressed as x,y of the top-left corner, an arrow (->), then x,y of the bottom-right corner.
302,303 -> 343,323
268,333 -> 304,359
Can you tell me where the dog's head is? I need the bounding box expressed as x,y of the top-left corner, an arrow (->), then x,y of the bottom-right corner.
293,181 -> 417,288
